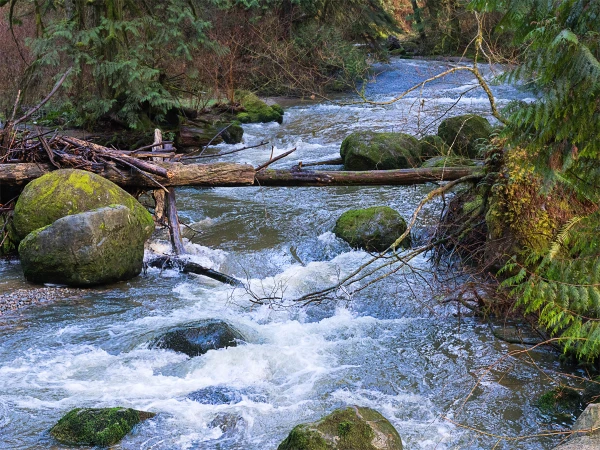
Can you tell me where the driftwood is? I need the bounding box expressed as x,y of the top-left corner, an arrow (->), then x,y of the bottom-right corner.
146,256 -> 242,286
254,166 -> 481,186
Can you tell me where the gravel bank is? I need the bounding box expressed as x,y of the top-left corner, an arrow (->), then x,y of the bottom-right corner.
0,287 -> 82,315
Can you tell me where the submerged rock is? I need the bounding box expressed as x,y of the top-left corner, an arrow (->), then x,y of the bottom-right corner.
236,90 -> 284,124
340,131 -> 420,171
50,407 -> 155,446
209,413 -> 247,438
152,319 -> 245,357
538,386 -> 583,421
19,205 -> 152,286
277,406 -> 403,450
13,169 -> 153,240
333,206 -> 409,252
437,114 -> 492,158
188,386 -> 243,405
421,155 -> 476,168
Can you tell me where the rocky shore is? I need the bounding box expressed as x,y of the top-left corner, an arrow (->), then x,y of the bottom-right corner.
0,286 -> 82,316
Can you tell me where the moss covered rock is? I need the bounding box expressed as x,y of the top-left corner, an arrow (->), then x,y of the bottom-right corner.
538,387 -> 582,421
419,135 -> 449,160
340,132 -> 420,171
278,406 -> 403,450
236,91 -> 284,124
13,169 -> 153,240
19,205 -> 152,286
151,319 -> 246,357
437,114 -> 492,158
421,155 -> 476,168
333,206 -> 409,252
50,407 -> 155,446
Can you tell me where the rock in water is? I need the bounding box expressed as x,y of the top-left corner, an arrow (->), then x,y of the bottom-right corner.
553,403 -> 600,449
277,406 -> 403,450
13,169 -> 153,240
151,319 -> 245,357
50,407 -> 155,446
333,206 -> 409,252
188,386 -> 243,404
437,114 -> 492,158
236,90 -> 284,124
340,132 -> 420,171
18,205 -> 151,286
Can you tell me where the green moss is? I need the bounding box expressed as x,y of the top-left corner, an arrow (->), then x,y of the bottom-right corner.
437,114 -> 492,158
419,135 -> 449,160
538,387 -> 582,420
277,425 -> 330,450
341,132 -> 420,171
421,155 -> 476,168
13,169 -> 153,240
235,91 -> 284,124
50,407 -> 155,446
334,206 -> 409,252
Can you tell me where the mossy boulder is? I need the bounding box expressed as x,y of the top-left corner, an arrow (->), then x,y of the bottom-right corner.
421,155 -> 476,168
50,407 -> 155,446
19,205 -> 152,286
437,114 -> 492,158
538,387 -> 582,421
13,169 -> 153,241
151,319 -> 245,357
340,132 -> 420,171
333,206 -> 410,252
419,135 -> 449,160
277,406 -> 403,450
236,90 -> 284,124
178,119 -> 243,149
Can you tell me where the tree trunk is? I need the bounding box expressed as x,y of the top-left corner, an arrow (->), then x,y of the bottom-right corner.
411,0 -> 427,42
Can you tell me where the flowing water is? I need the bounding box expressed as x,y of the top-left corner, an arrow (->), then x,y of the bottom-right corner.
0,59 -> 573,449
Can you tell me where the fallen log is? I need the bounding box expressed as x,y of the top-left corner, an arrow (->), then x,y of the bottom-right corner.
0,162 -> 256,187
146,256 -> 242,286
254,166 -> 481,186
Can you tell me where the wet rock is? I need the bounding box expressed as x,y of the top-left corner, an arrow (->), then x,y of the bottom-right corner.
50,407 -> 155,446
277,406 -> 403,450
13,169 -> 153,240
537,386 -> 583,421
188,386 -> 243,405
554,403 -> 600,449
437,114 -> 492,158
19,205 -> 152,286
236,90 -> 284,124
333,206 -> 409,252
152,319 -> 245,357
421,155 -> 476,168
340,131 -> 420,171
209,413 -> 247,438
418,135 -> 449,160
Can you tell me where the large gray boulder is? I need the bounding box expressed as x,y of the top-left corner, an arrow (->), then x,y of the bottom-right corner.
333,206 -> 410,252
50,407 -> 155,446
13,169 -> 153,240
340,132 -> 420,171
18,205 -> 152,286
151,319 -> 245,357
277,406 -> 403,450
554,403 -> 600,449
437,114 -> 492,158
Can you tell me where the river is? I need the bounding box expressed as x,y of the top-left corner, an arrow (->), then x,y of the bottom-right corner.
0,58 -> 574,449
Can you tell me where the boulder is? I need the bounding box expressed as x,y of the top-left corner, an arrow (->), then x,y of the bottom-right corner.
554,403 -> 600,450
13,169 -> 153,240
151,319 -> 245,357
277,406 -> 403,450
418,135 -> 449,160
340,132 -> 420,171
333,206 -> 409,252
178,119 -> 243,149
50,407 -> 155,446
538,386 -> 582,421
437,114 -> 492,158
421,155 -> 476,168
18,205 -> 152,286
236,90 -> 284,124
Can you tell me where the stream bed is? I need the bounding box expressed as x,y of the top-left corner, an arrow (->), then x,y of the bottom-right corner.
0,58 -> 573,449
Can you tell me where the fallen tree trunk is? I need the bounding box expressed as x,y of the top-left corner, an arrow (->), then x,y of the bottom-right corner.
254,166 -> 481,186
146,256 -> 242,286
0,162 -> 255,187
